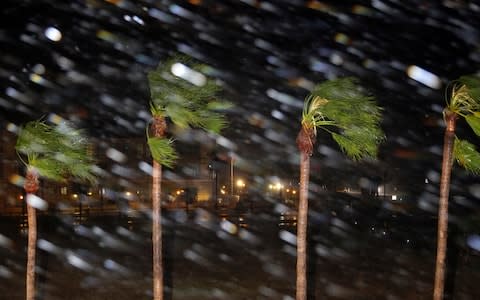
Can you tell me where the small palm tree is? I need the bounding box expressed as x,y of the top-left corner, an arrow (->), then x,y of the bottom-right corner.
15,120 -> 95,300
295,77 -> 384,300
147,55 -> 231,300
433,75 -> 480,300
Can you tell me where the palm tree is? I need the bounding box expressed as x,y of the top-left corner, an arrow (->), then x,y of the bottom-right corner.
295,77 -> 384,300
15,120 -> 95,300
147,55 -> 231,300
433,75 -> 480,300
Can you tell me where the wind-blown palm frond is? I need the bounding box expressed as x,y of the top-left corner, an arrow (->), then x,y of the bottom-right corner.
16,121 -> 60,156
301,77 -> 384,160
30,157 -> 65,181
454,138 -> 480,174
331,125 -> 383,160
148,55 -> 231,134
448,75 -> 480,116
458,75 -> 480,93
147,136 -> 178,168
465,115 -> 480,136
16,120 -> 96,183
445,75 -> 480,173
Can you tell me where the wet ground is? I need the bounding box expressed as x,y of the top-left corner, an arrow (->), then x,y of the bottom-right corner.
1,204 -> 480,300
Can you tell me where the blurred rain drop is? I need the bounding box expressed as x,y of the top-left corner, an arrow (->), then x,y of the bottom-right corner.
407,65 -> 441,89
44,27 -> 62,41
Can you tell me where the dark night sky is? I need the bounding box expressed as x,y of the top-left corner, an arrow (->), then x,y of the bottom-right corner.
1,0 -> 480,198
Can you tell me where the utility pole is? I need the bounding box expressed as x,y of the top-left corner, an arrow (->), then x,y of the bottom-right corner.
230,155 -> 234,197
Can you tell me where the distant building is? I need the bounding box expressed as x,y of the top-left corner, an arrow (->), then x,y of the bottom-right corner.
0,127 -> 224,215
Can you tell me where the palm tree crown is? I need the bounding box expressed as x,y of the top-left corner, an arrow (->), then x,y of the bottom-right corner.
447,75 -> 480,174
147,55 -> 231,166
16,120 -> 96,183
297,77 -> 384,159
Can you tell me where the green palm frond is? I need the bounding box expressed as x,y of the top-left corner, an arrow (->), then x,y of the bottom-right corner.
454,138 -> 480,174
331,133 -> 364,161
148,55 -> 231,134
458,75 -> 480,90
16,120 -> 96,183
301,94 -> 336,130
30,157 -> 65,181
147,136 -> 178,168
465,115 -> 480,137
16,121 -> 61,155
331,125 -> 382,161
69,163 -> 96,183
448,75 -> 480,115
165,102 -> 200,129
301,77 -> 384,160
198,113 -> 228,134
207,101 -> 234,110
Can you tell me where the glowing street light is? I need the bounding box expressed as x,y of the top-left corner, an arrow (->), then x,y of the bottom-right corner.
236,179 -> 245,188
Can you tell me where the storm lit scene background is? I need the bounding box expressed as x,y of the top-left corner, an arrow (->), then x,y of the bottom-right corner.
1,1 -> 480,299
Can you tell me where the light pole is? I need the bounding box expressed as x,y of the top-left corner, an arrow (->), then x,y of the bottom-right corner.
230,155 -> 234,197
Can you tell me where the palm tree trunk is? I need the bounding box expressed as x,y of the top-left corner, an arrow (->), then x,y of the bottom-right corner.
296,152 -> 310,300
26,202 -> 36,300
151,116 -> 166,300
433,111 -> 457,300
24,169 -> 39,300
152,160 -> 163,300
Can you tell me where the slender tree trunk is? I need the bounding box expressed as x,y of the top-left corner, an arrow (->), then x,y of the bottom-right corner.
296,152 -> 310,300
24,169 -> 39,300
26,203 -> 36,300
433,111 -> 457,300
152,160 -> 163,300
151,116 -> 166,300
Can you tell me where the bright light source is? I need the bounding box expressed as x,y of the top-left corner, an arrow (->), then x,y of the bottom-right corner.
125,191 -> 132,196
406,65 -> 441,89
236,179 -> 245,188
392,195 -> 397,201
45,27 -> 62,42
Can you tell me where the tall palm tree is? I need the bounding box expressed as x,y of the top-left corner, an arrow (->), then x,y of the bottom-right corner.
295,77 -> 384,300
433,75 -> 480,300
15,120 -> 95,300
147,55 -> 230,300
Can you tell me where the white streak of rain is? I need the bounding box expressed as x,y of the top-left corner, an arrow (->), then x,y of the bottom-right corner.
27,194 -> 48,211
106,147 -> 127,163
279,230 -> 296,245
171,63 -> 206,86
66,251 -> 93,271
37,239 -> 61,255
0,234 -> 13,249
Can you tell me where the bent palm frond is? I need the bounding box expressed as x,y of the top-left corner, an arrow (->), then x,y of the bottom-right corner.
454,138 -> 480,175
147,136 -> 178,168
301,77 -> 384,160
16,120 -> 96,183
148,55 -> 231,134
448,75 -> 480,116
